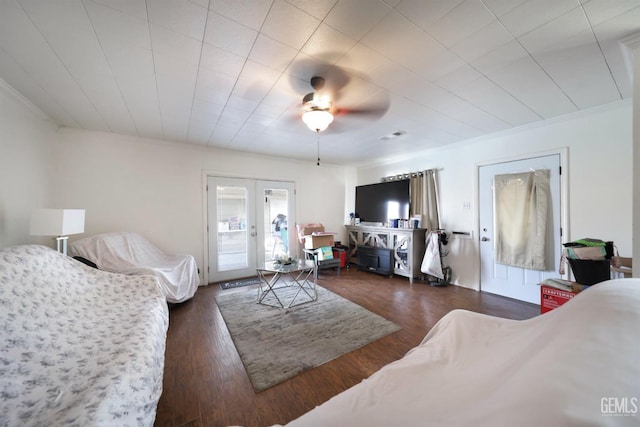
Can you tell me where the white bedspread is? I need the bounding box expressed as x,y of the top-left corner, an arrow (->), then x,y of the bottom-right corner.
69,231 -> 199,303
0,245 -> 169,427
282,279 -> 640,427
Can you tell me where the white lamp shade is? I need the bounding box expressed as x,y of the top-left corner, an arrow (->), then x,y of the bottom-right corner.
302,109 -> 334,132
30,209 -> 85,236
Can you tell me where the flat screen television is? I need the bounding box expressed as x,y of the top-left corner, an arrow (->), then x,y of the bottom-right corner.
355,179 -> 410,224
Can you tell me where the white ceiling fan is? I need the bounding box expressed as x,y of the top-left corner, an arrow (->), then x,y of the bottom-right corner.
301,76 -> 334,133
295,68 -> 391,165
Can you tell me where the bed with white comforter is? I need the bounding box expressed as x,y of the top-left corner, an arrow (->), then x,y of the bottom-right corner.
280,279 -> 640,427
0,244 -> 169,427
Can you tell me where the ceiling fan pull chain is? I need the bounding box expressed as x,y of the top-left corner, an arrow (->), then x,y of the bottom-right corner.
316,130 -> 320,166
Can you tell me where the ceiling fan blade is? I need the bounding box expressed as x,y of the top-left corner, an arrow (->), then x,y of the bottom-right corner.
334,89 -> 390,119
334,104 -> 389,117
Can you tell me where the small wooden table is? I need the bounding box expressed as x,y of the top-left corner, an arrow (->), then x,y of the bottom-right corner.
256,260 -> 316,308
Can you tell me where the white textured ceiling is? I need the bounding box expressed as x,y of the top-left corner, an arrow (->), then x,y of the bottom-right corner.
0,0 -> 638,166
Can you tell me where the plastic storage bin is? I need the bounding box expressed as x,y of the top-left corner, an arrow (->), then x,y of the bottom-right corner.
568,258 -> 610,285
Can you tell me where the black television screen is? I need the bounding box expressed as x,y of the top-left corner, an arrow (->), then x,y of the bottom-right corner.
355,179 -> 410,224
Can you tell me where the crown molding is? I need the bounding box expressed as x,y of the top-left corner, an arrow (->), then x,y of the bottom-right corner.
356,99 -> 632,170
0,77 -> 54,123
620,32 -> 640,50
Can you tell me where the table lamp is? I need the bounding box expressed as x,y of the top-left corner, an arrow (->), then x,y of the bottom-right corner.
30,209 -> 85,255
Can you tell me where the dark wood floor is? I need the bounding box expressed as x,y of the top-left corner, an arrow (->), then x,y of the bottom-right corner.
154,268 -> 539,427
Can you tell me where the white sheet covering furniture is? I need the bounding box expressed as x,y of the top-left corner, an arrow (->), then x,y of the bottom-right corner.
69,231 -> 199,303
279,279 -> 640,427
0,244 -> 169,427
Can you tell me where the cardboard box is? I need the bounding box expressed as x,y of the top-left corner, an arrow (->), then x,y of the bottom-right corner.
571,283 -> 591,294
304,234 -> 335,249
299,224 -> 336,249
300,225 -> 325,236
540,285 -> 577,314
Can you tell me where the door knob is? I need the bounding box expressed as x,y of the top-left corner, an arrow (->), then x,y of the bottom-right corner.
481,237 -> 490,241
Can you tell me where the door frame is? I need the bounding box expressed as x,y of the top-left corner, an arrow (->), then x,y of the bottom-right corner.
201,171 -> 297,286
474,148 -> 570,289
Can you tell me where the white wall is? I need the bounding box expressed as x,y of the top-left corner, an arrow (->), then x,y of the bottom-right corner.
356,101 -> 633,291
627,36 -> 640,278
0,80 -> 58,248
52,128 -> 354,283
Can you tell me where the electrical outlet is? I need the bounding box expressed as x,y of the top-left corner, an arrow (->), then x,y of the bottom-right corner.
463,202 -> 471,210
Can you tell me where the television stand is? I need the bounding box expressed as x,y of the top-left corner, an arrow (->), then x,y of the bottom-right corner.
346,225 -> 426,283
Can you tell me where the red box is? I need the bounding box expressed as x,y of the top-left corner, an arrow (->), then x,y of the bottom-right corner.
540,285 -> 577,314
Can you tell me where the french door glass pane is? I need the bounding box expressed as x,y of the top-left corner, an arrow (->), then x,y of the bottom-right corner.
263,188 -> 289,261
216,185 -> 248,271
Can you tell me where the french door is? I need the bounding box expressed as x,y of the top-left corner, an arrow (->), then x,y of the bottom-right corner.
207,177 -> 295,283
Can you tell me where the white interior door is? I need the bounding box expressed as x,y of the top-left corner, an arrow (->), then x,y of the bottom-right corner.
479,154 -> 562,303
207,177 -> 296,283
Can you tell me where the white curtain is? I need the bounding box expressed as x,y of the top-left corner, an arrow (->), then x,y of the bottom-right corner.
410,170 -> 440,230
494,170 -> 550,270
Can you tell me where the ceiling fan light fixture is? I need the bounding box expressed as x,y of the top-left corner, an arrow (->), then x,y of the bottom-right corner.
302,109 -> 334,132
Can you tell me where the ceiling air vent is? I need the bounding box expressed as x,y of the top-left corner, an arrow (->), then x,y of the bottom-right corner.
379,130 -> 406,141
